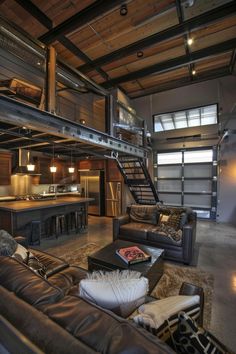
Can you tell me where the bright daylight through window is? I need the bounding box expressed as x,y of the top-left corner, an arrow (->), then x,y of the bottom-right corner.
154,104 -> 217,132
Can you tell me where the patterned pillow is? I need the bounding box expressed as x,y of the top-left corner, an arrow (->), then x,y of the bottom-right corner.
172,312 -> 234,354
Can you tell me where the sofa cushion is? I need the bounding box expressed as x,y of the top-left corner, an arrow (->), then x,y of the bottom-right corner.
0,286 -> 94,354
148,228 -> 183,247
0,256 -> 63,307
120,222 -> 154,241
49,266 -> 87,293
79,270 -> 148,317
130,205 -> 158,225
41,294 -> 174,354
29,248 -> 69,277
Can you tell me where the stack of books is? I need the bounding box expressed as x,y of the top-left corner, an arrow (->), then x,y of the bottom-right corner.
116,245 -> 151,265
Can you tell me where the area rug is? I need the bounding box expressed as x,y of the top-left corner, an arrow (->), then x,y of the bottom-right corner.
46,242 -> 213,328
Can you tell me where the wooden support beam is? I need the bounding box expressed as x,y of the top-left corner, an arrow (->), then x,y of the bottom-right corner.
102,38 -> 236,88
39,0 -> 125,44
79,1 -> 236,73
45,46 -> 56,114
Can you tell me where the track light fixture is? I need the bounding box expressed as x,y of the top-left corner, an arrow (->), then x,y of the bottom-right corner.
50,144 -> 57,173
137,51 -> 144,58
120,4 -> 128,16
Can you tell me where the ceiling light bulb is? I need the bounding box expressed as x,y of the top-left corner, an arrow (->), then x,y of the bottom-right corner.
27,164 -> 35,171
68,167 -> 75,173
187,38 -> 193,46
120,4 -> 128,16
50,166 -> 57,173
192,69 -> 196,75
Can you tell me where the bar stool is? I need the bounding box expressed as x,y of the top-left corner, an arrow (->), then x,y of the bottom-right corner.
29,220 -> 41,246
51,214 -> 67,238
68,210 -> 84,233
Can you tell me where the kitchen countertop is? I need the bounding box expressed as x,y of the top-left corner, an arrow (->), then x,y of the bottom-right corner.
0,197 -> 93,212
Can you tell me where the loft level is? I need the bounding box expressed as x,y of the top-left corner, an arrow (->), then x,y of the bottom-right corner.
0,95 -> 147,159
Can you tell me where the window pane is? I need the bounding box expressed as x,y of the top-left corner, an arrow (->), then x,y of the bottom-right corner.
184,149 -> 213,163
154,104 -> 217,132
188,109 -> 200,126
157,152 -> 182,164
201,105 -> 217,125
158,165 -> 182,178
174,111 -> 187,128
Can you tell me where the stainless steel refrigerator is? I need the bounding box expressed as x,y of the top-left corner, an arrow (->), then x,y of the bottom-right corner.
106,181 -> 122,217
80,170 -> 105,216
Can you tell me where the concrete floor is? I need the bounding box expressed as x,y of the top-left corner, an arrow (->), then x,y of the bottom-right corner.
39,216 -> 236,351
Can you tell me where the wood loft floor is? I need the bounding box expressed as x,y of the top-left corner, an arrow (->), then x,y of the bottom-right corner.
37,216 -> 236,352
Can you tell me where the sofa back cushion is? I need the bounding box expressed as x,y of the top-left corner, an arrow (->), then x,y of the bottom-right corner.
0,256 -> 63,307
129,205 -> 158,225
41,294 -> 174,354
0,286 -> 94,354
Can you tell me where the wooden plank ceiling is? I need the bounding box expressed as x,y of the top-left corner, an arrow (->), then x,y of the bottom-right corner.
0,0 -> 235,99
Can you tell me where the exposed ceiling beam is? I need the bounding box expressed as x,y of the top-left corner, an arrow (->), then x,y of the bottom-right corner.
14,0 -> 109,80
39,0 -> 125,44
79,1 -> 236,73
129,67 -> 231,99
102,38 -> 236,88
14,0 -> 53,29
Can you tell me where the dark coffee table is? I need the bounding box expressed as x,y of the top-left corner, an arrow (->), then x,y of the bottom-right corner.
88,240 -> 164,294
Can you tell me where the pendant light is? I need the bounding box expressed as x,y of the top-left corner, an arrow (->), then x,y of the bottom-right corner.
27,150 -> 35,172
68,149 -> 75,174
50,144 -> 57,173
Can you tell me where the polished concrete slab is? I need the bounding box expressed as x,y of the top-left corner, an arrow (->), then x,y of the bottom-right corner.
39,216 -> 236,351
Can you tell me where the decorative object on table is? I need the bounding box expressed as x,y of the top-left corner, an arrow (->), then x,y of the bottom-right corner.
79,269 -> 149,317
116,245 -> 151,265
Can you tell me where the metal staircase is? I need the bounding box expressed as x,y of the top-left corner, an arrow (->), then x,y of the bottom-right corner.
116,155 -> 159,205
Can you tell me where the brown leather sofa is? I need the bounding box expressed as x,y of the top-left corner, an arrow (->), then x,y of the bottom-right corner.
113,205 -> 197,265
0,246 -> 175,354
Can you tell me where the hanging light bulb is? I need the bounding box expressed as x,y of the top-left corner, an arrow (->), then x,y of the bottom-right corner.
27,150 -> 35,171
50,144 -> 57,173
68,149 -> 75,173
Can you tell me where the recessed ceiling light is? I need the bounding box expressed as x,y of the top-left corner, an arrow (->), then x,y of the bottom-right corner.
187,38 -> 194,46
120,4 -> 128,16
192,69 -> 196,75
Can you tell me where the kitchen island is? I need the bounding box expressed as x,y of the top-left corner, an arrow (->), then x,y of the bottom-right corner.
0,197 -> 93,239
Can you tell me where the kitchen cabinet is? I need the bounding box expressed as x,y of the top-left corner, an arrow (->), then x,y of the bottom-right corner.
106,159 -> 122,181
35,157 -> 78,184
78,159 -> 105,171
0,152 -> 12,185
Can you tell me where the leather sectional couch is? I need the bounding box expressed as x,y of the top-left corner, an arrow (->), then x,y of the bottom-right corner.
113,205 -> 197,265
0,246 -> 175,354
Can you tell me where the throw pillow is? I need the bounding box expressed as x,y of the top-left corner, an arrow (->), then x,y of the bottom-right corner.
0,230 -> 17,256
130,205 -> 158,225
132,295 -> 200,331
13,243 -> 34,262
79,269 -> 149,317
172,312 -> 233,354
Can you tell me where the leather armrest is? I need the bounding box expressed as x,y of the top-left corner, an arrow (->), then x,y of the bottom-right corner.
179,282 -> 204,326
113,214 -> 130,240
182,219 -> 196,264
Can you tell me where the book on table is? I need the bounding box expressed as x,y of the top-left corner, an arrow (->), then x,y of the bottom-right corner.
116,245 -> 151,265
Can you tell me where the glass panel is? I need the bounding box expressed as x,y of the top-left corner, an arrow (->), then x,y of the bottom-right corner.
158,180 -> 182,192
154,104 -> 217,132
161,114 -> 174,131
184,194 -> 211,208
154,120 -> 163,132
158,165 -> 182,178
184,149 -> 213,163
201,105 -> 217,126
159,193 -> 182,206
188,109 -> 200,127
193,209 -> 210,219
184,180 -> 212,193
184,164 -> 212,178
157,152 -> 182,165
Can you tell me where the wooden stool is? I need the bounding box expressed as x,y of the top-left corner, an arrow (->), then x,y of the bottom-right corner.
51,214 -> 67,238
